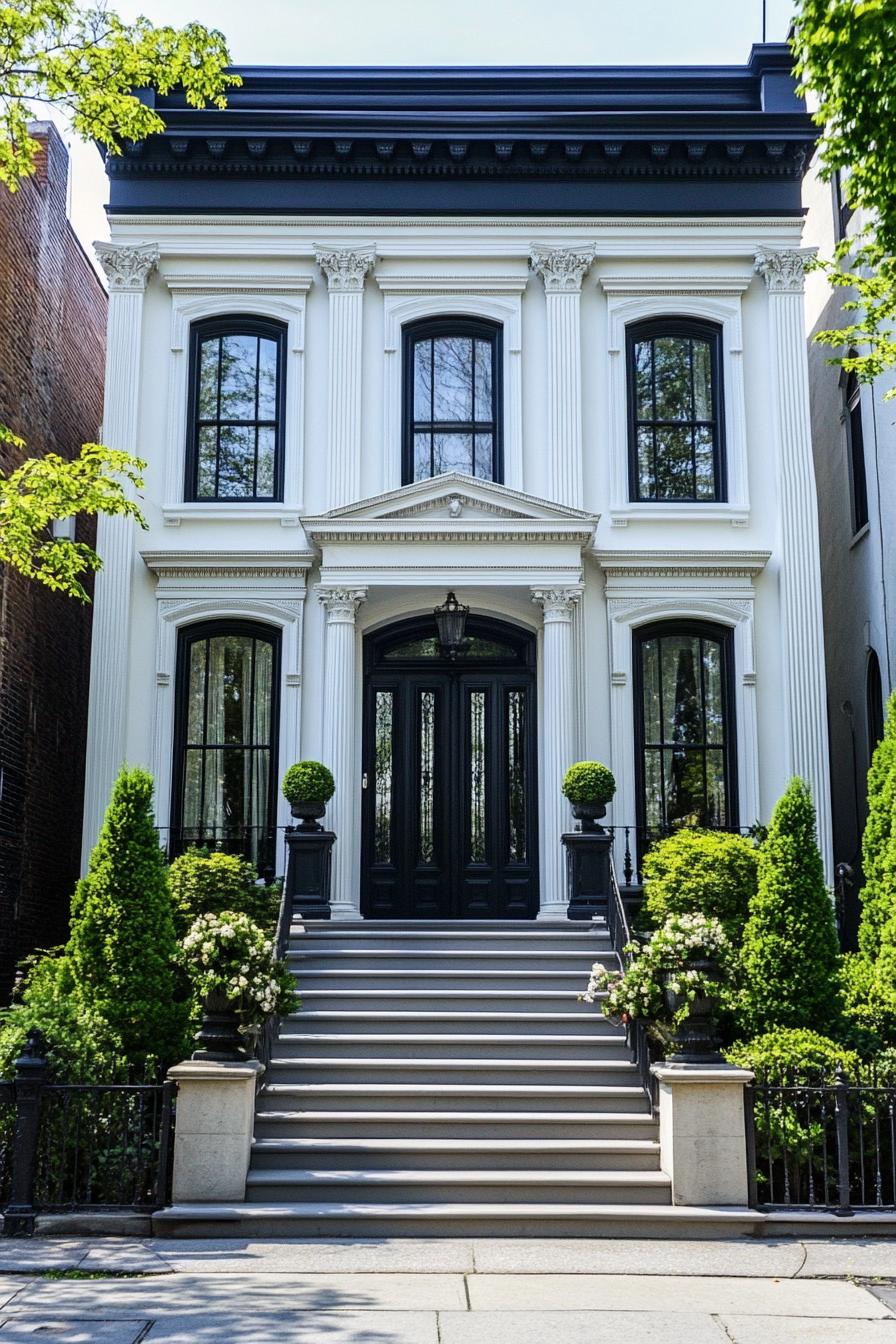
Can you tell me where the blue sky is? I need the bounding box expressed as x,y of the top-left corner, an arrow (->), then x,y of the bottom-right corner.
68,0 -> 797,249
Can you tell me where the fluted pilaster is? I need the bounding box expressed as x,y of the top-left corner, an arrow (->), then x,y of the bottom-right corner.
316,248 -> 375,508
530,248 -> 595,508
319,586 -> 367,916
81,243 -> 158,865
532,586 -> 582,917
755,247 -> 833,879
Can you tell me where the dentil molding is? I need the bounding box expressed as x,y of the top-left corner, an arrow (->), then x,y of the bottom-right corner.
315,246 -> 376,291
95,242 -> 160,291
754,246 -> 817,293
529,246 -> 596,292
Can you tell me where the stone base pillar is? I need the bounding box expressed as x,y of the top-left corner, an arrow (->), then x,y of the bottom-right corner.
284,828 -> 336,920
652,1063 -> 754,1206
167,1059 -> 263,1203
563,830 -> 612,920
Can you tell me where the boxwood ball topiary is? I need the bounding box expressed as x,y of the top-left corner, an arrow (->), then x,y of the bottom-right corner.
642,828 -> 759,941
562,761 -> 616,806
282,760 -> 335,806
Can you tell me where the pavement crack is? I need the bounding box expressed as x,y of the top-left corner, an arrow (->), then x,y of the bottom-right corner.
463,1273 -> 472,1311
794,1240 -> 809,1278
711,1313 -> 737,1341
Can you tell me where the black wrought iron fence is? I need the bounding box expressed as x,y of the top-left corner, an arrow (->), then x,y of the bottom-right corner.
746,1066 -> 896,1213
0,1032 -> 175,1236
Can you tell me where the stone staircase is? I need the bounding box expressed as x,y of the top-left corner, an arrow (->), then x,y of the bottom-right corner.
236,918 -> 677,1234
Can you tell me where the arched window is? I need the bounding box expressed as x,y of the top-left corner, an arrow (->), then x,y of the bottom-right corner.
627,318 -> 725,502
634,622 -> 737,835
867,649 -> 885,760
403,318 -> 502,484
845,368 -> 869,534
186,316 -> 286,502
171,621 -> 280,871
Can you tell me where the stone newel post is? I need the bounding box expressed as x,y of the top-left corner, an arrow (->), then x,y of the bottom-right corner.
318,585 -> 367,918
532,585 -> 582,918
652,1063 -> 755,1206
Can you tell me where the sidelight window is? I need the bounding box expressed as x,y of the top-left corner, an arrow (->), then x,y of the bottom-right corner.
403,318 -> 502,484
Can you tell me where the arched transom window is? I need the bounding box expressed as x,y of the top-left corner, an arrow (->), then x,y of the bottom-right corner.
403,318 -> 502,484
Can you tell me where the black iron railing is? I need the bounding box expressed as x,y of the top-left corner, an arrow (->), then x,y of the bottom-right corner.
255,863 -> 295,1072
606,851 -> 660,1113
745,1066 -> 896,1213
0,1033 -> 175,1236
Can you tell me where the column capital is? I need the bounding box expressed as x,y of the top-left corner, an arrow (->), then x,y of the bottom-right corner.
315,246 -> 376,292
529,246 -> 596,293
753,246 -> 817,294
317,585 -> 367,622
531,585 -> 583,622
94,242 -> 159,292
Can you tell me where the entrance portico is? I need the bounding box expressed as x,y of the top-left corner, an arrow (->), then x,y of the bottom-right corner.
304,473 -> 597,919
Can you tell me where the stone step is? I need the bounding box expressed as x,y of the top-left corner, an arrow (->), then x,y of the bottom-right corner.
280,1010 -> 608,1036
250,1136 -> 662,1172
270,1030 -> 629,1060
295,969 -> 600,992
257,1082 -> 648,1115
287,949 -> 614,971
253,1109 -> 658,1141
265,1056 -> 639,1087
243,1167 -> 672,1205
293,930 -> 612,953
290,989 -> 600,1013
299,919 -> 608,933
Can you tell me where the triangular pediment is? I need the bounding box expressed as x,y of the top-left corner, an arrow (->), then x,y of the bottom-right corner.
309,473 -> 596,526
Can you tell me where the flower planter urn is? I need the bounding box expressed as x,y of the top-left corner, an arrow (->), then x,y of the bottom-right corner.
662,957 -> 725,1064
192,988 -> 248,1062
289,799 -> 327,833
571,801 -> 607,834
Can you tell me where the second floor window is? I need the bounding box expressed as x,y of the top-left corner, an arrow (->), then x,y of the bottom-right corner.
187,317 -> 285,502
845,369 -> 869,534
627,319 -> 725,503
403,318 -> 502,484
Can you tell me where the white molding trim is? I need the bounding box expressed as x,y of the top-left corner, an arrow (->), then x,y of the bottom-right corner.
600,287 -> 750,527
377,282 -> 526,493
162,281 -> 312,516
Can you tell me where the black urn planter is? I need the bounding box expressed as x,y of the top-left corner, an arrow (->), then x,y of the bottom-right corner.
289,799 -> 327,833
571,801 -> 607,833
662,957 -> 725,1064
192,987 -> 247,1062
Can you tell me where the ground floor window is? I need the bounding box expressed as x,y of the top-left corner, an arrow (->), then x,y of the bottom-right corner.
171,620 -> 280,872
634,621 -> 737,834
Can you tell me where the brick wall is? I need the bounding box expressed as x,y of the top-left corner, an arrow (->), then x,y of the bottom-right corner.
0,123 -> 106,997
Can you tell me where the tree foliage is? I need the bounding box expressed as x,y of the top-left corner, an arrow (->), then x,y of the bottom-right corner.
0,0 -> 239,189
0,433 -> 146,600
791,0 -> 896,391
740,778 -> 842,1035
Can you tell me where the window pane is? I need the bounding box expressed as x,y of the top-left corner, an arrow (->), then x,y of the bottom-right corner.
217,426 -> 256,497
218,334 -> 259,421
702,638 -> 724,744
705,750 -> 728,826
474,433 -> 493,479
182,749 -> 204,831
198,338 -> 220,420
196,427 -> 218,498
474,339 -> 493,421
469,691 -> 487,863
433,336 -> 473,421
256,427 -> 276,497
374,691 -> 394,864
693,339 -> 713,420
419,689 -> 436,864
414,432 -> 431,481
257,337 -> 278,421
694,425 -> 716,499
432,432 -> 473,475
662,636 -> 702,744
414,339 -> 432,421
187,641 -> 207,743
641,638 -> 661,744
643,750 -> 664,829
634,340 -> 653,419
653,336 -> 691,422
637,427 -> 655,498
654,426 -> 694,499
507,689 -> 527,862
667,747 -> 706,827
253,640 -> 273,743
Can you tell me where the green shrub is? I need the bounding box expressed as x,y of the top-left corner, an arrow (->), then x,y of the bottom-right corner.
169,849 -> 279,935
838,951 -> 896,1053
642,828 -> 758,940
282,760 -> 335,805
562,761 -> 616,806
858,689 -> 896,960
739,778 -> 842,1035
0,950 -> 124,1081
725,1028 -> 859,1081
67,767 -> 185,1070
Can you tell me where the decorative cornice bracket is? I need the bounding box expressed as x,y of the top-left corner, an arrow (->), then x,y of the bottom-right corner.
754,246 -> 817,293
315,246 -> 376,292
529,246 -> 596,293
95,242 -> 160,292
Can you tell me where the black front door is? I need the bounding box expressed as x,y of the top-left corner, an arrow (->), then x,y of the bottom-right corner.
361,617 -> 538,919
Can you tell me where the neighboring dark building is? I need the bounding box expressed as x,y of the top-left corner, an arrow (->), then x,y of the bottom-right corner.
0,122 -> 106,996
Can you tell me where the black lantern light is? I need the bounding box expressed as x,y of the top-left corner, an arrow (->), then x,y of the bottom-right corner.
434,591 -> 469,659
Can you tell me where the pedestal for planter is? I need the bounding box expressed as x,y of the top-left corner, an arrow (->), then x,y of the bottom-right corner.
284,826 -> 336,920
651,1063 -> 755,1206
167,1058 -> 264,1203
562,829 -> 613,920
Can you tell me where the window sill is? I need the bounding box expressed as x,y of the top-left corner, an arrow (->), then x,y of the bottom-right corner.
609,505 -> 750,528
163,504 -> 302,528
849,522 -> 870,549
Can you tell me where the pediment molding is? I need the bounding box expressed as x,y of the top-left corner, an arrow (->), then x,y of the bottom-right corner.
596,549 -> 770,580
141,549 -> 314,582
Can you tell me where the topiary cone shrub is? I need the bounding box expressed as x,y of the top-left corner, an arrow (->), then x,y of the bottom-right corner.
739,778 -> 842,1036
858,689 -> 896,961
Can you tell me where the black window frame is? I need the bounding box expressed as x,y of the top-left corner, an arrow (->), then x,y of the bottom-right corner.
626,317 -> 727,504
867,649 -> 885,760
633,620 -> 739,839
402,316 -> 503,486
170,619 -> 282,871
845,368 -> 869,535
185,315 -> 287,503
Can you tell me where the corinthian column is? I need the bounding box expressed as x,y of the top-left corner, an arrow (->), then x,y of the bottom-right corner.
81,242 -> 159,866
755,246 -> 833,880
318,586 -> 367,917
529,248 -> 595,508
532,585 -> 583,918
315,248 -> 375,509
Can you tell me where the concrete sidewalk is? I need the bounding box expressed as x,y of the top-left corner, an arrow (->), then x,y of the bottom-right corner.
0,1236 -> 893,1342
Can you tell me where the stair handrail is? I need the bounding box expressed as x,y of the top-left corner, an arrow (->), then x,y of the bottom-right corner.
255,876 -> 294,1072
607,852 -> 659,1113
